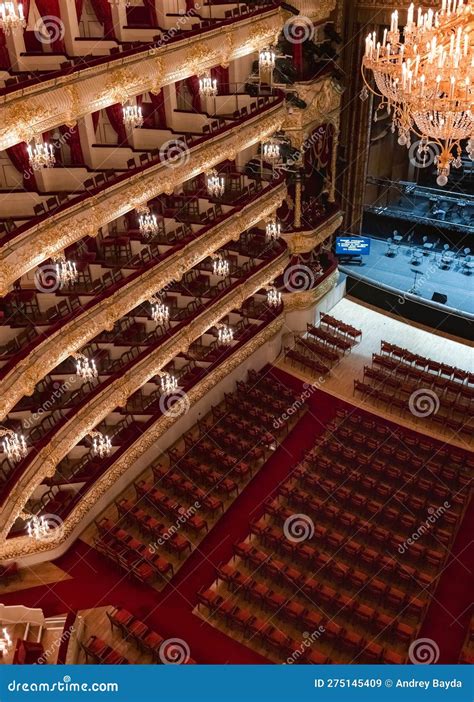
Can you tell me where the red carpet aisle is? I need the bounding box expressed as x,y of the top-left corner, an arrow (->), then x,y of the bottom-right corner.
1,368 -> 471,663
418,497 -> 474,663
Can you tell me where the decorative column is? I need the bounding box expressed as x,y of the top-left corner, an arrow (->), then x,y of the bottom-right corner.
294,169 -> 303,228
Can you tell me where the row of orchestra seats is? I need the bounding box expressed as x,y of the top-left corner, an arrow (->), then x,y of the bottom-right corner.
201,405 -> 471,664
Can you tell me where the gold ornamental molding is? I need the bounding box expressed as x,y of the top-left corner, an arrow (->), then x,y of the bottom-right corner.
0,183 -> 287,420
0,314 -> 284,560
285,76 -> 342,144
287,0 -> 336,22
0,8 -> 284,151
283,268 -> 339,311
283,212 -> 343,254
0,103 -> 286,295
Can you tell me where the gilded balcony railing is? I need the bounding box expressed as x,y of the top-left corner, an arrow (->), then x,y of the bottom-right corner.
0,309 -> 285,559
0,6 -> 285,151
0,181 -> 287,420
0,97 -> 286,295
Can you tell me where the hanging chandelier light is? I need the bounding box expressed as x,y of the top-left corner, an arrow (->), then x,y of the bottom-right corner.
90,431 -> 112,458
199,72 -> 217,97
27,139 -> 55,170
362,1 -> 473,185
217,323 -> 234,345
0,2 -> 26,35
259,47 -> 276,70
137,206 -> 159,237
149,295 -> 169,324
262,139 -> 282,164
159,372 -> 178,395
0,428 -> 27,463
26,515 -> 51,541
266,286 -> 282,308
206,169 -> 225,197
122,102 -> 143,129
73,353 -> 98,381
0,627 -> 12,656
53,252 -> 77,288
266,218 -> 281,241
212,254 -> 229,277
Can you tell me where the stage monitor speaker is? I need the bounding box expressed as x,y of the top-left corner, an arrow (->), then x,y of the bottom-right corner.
432,292 -> 447,304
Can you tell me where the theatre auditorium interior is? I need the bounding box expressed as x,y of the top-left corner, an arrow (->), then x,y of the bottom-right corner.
0,0 -> 472,669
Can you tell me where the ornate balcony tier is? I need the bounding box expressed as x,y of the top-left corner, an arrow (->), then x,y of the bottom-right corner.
284,75 -> 342,146
0,182 -> 287,420
0,97 -> 286,295
0,5 -> 284,151
283,266 -> 339,311
0,312 -> 284,559
283,210 -> 343,254
288,0 -> 336,22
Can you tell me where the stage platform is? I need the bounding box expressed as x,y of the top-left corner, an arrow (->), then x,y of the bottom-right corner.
340,237 -> 473,314
339,237 -> 473,341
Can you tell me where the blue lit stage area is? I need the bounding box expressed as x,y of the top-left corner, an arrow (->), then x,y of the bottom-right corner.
338,235 -> 473,342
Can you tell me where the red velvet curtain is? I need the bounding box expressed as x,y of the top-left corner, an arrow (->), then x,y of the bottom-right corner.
185,0 -> 196,11
0,30 -> 10,70
211,66 -> 230,95
143,0 -> 157,26
91,111 -> 100,133
35,0 -> 66,53
106,104 -> 128,145
149,89 -> 167,128
7,143 -> 38,191
90,0 -> 115,38
75,0 -> 85,21
292,43 -> 303,79
186,76 -> 201,113
60,124 -> 84,165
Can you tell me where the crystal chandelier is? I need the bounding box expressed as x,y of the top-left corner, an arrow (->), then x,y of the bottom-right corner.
259,47 -> 276,70
53,252 -> 77,288
362,1 -> 474,185
27,139 -> 55,170
266,218 -> 281,241
206,169 -> 225,197
217,324 -> 233,345
262,139 -> 281,164
0,428 -> 27,463
212,254 -> 229,277
266,286 -> 282,308
91,431 -> 112,458
122,102 -> 143,129
199,72 -> 217,97
137,207 -> 159,237
0,2 -> 26,35
150,295 -> 169,324
160,372 -> 178,394
0,628 -> 12,656
73,353 -> 98,381
26,515 -> 51,540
